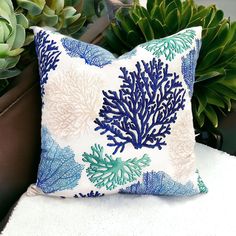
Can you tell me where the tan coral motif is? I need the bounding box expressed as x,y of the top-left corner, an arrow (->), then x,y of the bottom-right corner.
168,111 -> 196,183
43,66 -> 103,139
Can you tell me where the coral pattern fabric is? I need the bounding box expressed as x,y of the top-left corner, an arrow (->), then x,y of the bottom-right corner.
30,26 -> 207,198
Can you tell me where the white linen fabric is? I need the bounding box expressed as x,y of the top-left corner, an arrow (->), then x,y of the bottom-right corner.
2,144 -> 236,236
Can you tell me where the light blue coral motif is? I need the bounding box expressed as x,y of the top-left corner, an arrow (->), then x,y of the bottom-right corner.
120,171 -> 199,196
141,29 -> 196,61
182,39 -> 201,97
95,58 -> 186,154
61,37 -> 115,67
118,49 -> 137,59
36,126 -> 84,193
82,144 -> 151,190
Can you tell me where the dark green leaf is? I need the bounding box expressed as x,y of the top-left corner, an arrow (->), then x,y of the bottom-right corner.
150,18 -> 166,38
208,9 -> 224,27
204,105 -> 218,127
199,46 -> 225,70
195,91 -> 207,115
165,8 -> 179,33
204,87 -> 225,108
196,68 -> 225,82
137,17 -> 155,41
211,83 -> 236,100
179,4 -> 193,29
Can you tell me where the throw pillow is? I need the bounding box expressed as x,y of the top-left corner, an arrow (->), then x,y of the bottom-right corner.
28,26 -> 207,198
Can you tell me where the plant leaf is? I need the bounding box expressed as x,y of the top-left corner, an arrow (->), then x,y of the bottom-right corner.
204,105 -> 218,127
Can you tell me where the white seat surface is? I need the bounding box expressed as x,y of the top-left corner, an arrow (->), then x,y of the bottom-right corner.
2,143 -> 236,236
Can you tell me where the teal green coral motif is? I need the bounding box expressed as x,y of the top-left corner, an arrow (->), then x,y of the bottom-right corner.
196,170 -> 208,193
82,144 -> 151,190
141,29 -> 196,61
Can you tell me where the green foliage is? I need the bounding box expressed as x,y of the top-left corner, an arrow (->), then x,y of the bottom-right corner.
0,0 -> 28,81
16,0 -> 86,37
0,0 -> 135,94
0,0 -> 103,94
103,0 -> 236,129
82,144 -> 151,190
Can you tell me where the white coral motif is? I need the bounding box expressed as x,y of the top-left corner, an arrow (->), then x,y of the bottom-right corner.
43,67 -> 103,139
168,111 -> 196,183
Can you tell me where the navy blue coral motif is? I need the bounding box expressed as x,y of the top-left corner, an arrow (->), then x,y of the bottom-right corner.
61,37 -> 114,67
95,58 -> 186,154
74,191 -> 105,198
35,30 -> 61,96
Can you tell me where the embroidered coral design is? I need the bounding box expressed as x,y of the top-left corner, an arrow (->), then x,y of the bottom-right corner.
61,37 -> 114,67
36,126 -> 84,194
120,171 -> 198,196
95,58 -> 186,154
34,30 -> 61,96
196,170 -> 208,193
43,67 -> 103,138
182,39 -> 201,97
60,190 -> 105,199
82,144 -> 151,190
141,29 -> 196,61
168,111 -> 196,183
74,191 -> 105,198
119,49 -> 137,59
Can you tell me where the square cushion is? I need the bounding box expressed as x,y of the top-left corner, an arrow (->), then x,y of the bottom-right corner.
29,26 -> 207,198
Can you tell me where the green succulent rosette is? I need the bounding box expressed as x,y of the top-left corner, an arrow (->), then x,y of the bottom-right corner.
0,0 -> 87,93
0,0 -> 28,82
16,0 -> 86,36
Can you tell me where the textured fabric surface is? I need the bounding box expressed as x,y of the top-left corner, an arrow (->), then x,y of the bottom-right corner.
31,26 -> 205,198
2,143 -> 236,236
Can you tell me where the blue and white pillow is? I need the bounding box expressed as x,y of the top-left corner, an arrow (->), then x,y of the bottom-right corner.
29,26 -> 207,198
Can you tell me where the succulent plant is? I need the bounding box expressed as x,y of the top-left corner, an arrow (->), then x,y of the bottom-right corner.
0,0 -> 88,94
0,0 -> 28,81
16,0 -> 86,36
103,0 -> 236,130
